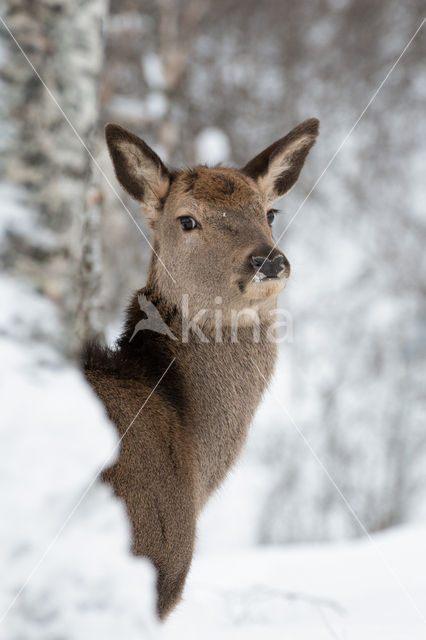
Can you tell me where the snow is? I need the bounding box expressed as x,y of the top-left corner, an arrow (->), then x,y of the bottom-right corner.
108,95 -> 146,122
165,526 -> 426,639
142,52 -> 166,90
195,127 -> 231,165
0,184 -> 57,252
145,91 -> 169,120
0,276 -> 159,639
109,92 -> 169,123
107,12 -> 153,36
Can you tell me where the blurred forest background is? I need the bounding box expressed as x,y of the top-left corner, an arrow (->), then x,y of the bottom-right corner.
1,0 -> 426,636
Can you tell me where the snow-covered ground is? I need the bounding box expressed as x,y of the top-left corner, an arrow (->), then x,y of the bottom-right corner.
165,526 -> 426,639
0,274 -> 160,639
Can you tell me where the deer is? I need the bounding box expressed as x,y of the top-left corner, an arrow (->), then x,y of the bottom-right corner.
83,117 -> 319,619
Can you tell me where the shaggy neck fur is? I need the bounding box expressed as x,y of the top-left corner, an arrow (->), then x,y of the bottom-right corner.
116,282 -> 277,508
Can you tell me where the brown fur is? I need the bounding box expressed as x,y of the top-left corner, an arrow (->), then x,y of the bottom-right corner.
84,118 -> 319,618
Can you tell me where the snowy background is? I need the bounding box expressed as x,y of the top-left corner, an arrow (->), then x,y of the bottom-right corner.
1,0 -> 426,638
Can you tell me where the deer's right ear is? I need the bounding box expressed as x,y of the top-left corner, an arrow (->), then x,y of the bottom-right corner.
105,123 -> 170,211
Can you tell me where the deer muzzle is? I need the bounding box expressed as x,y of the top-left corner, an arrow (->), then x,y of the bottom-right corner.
250,254 -> 290,279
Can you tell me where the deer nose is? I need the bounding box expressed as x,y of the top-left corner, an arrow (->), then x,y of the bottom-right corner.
251,254 -> 288,278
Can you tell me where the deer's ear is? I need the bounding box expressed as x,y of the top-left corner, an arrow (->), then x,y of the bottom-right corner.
105,123 -> 170,210
242,118 -> 319,202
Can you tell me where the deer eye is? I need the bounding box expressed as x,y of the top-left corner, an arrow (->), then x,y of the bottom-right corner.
267,209 -> 277,226
179,216 -> 199,231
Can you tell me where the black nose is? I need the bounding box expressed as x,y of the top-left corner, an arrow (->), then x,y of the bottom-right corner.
251,254 -> 286,278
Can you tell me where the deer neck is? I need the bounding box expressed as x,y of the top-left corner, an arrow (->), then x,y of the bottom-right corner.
120,284 -> 278,509
183,326 -> 277,509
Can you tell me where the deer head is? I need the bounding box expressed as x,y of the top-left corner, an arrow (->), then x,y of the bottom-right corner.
105,119 -> 319,320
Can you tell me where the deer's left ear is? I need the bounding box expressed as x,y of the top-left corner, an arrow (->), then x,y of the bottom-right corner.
242,118 -> 319,202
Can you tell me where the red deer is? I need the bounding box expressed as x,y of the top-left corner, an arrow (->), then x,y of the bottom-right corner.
83,118 -> 319,618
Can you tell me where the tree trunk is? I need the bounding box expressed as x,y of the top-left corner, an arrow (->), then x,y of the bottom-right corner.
0,0 -> 106,355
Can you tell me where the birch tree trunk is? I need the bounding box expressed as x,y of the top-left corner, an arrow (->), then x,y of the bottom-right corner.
77,178 -> 106,344
0,0 -> 106,354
